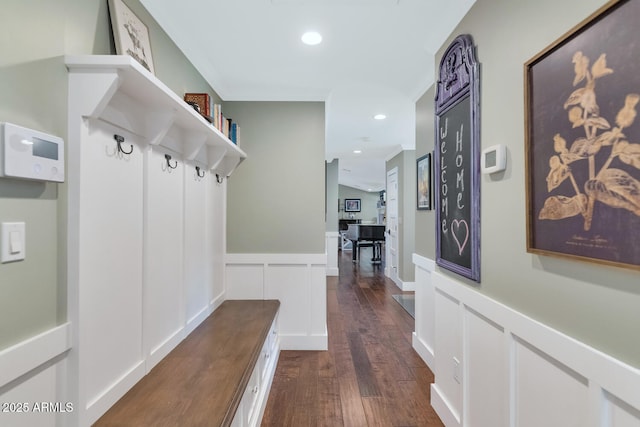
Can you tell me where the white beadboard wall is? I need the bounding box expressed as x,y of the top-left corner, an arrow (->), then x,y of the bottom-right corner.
225,253 -> 328,350
413,254 -> 640,427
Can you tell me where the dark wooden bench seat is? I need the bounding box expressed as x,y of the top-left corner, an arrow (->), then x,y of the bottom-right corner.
94,300 -> 280,427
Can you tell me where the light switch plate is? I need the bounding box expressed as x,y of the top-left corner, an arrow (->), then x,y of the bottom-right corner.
1,222 -> 25,263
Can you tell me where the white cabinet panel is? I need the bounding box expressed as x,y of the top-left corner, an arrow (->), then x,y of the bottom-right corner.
143,148 -> 184,369
184,165 -> 209,326
78,121 -> 145,406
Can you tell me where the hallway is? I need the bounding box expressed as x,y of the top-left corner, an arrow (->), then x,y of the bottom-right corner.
261,251 -> 444,426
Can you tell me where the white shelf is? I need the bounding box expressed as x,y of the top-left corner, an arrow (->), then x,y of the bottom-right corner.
65,55 -> 246,177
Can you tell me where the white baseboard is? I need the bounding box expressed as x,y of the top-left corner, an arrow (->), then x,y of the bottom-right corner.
85,361 -> 145,425
185,305 -> 210,336
279,334 -> 328,351
146,328 -> 184,373
431,383 -> 461,427
326,267 -> 339,276
412,332 -> 434,371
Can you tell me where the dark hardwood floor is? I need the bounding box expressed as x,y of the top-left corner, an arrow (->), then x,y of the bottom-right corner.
261,249 -> 443,427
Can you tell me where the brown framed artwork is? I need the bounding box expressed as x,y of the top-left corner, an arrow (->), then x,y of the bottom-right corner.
525,0 -> 640,270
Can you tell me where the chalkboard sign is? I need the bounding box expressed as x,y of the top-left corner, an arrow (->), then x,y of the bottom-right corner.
434,34 -> 481,282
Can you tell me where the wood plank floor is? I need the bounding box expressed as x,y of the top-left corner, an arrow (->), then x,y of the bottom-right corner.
261,250 -> 444,427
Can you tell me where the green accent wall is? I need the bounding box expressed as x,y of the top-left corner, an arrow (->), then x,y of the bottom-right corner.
417,0 -> 640,367
224,101 -> 326,254
338,185 -> 380,224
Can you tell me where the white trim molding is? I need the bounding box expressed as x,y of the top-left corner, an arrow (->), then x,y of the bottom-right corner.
0,323 -> 72,427
225,253 -> 328,351
326,231 -> 340,277
412,255 -> 640,427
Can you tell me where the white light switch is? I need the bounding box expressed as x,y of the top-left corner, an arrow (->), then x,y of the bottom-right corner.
1,222 -> 25,263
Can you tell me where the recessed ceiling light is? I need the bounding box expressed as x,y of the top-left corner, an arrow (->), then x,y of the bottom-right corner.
353,150 -> 362,154
373,114 -> 386,120
301,31 -> 322,45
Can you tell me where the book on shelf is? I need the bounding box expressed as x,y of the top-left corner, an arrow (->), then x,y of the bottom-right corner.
183,93 -> 211,116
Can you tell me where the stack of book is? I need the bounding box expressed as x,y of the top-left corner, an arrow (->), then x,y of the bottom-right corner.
213,103 -> 240,145
184,93 -> 241,146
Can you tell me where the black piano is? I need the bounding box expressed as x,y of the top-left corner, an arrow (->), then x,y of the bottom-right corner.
345,224 -> 386,264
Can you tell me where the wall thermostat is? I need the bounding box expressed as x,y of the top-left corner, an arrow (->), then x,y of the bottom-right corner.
481,144 -> 506,174
0,122 -> 64,182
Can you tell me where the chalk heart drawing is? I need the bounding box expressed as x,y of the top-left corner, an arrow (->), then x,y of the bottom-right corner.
451,219 -> 469,255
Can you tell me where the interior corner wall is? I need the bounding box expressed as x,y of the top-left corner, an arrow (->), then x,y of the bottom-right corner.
386,150 -> 416,283
420,0 -> 640,368
415,85 -> 436,259
223,101 -> 325,254
326,160 -> 339,232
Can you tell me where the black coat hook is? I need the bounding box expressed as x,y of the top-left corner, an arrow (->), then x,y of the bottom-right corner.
196,166 -> 205,178
165,154 -> 178,169
114,134 -> 133,155
216,174 -> 224,183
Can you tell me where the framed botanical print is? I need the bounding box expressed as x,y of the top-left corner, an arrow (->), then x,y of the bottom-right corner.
525,0 -> 640,270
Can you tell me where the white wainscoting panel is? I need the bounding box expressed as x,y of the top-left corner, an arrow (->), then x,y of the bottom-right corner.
412,255 -> 640,427
326,232 -> 339,276
465,308 -> 507,427
0,323 -> 71,427
225,254 -> 328,350
514,337 -> 589,427
143,147 -> 185,372
226,264 -> 264,299
433,285 -> 463,426
184,164 -> 210,334
412,254 -> 435,369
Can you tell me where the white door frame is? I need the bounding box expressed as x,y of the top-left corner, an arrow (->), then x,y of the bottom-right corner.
385,167 -> 399,285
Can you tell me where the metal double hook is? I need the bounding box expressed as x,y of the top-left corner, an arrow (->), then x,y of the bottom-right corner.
164,154 -> 178,169
114,134 -> 133,155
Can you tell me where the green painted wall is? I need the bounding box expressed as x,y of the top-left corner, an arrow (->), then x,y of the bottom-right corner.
338,185 -> 380,224
224,101 -> 325,254
0,0 -> 219,351
415,85 -> 436,259
326,160 -> 339,232
417,0 -> 640,367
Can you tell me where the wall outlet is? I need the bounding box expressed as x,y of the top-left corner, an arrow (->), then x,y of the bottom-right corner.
453,357 -> 461,384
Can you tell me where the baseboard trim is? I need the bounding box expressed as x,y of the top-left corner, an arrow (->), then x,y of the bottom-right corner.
431,383 -> 461,427
86,361 -> 145,426
412,332 -> 434,371
326,267 -> 339,276
147,328 -> 184,373
185,305 -> 210,336
279,334 -> 328,351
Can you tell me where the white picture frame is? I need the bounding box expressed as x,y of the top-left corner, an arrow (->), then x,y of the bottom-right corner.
108,0 -> 155,74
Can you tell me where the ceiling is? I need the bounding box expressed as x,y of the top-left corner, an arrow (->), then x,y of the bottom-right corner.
140,0 -> 475,191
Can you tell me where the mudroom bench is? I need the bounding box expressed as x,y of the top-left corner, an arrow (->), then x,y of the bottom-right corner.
94,300 -> 280,427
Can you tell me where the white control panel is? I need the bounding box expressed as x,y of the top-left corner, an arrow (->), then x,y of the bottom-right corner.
0,122 -> 65,182
481,144 -> 507,174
